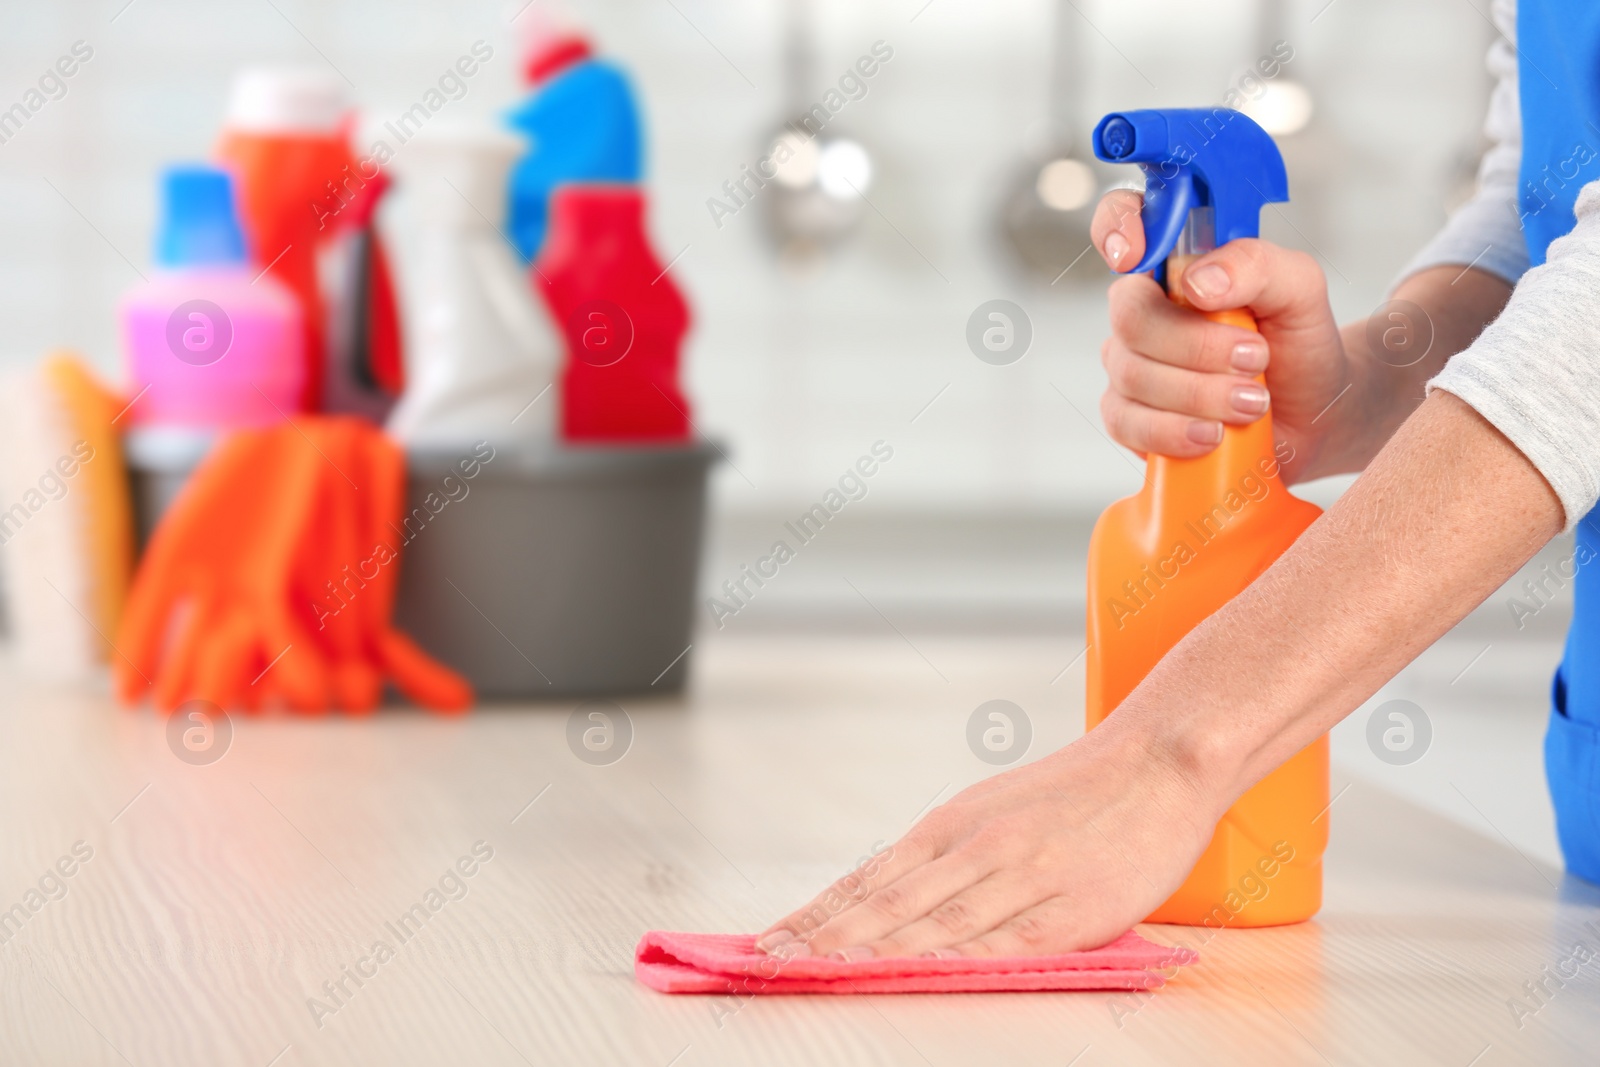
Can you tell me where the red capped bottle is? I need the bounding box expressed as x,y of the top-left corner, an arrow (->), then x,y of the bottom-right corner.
534,185 -> 691,442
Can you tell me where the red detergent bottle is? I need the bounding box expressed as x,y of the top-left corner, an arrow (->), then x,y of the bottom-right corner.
216,68 -> 348,411
534,184 -> 691,442
217,67 -> 404,414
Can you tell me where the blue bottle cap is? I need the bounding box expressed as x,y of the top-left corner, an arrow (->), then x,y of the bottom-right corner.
155,164 -> 249,268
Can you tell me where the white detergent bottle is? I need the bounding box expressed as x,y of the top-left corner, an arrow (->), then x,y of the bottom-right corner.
385,122 -> 560,449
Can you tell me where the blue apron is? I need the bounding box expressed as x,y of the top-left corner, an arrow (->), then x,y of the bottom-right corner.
1520,0 -> 1600,882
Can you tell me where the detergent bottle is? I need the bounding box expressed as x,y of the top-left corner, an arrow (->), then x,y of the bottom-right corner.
504,27 -> 644,263
1085,109 -> 1328,927
534,184 -> 691,442
120,165 -> 303,429
218,67 -> 404,413
384,123 -> 561,449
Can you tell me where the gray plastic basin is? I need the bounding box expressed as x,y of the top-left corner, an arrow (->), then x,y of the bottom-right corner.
124,431 -> 715,700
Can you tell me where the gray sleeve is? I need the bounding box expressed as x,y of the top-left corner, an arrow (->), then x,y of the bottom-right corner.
1423,0 -> 1600,529
1395,0 -> 1528,287
1429,181 -> 1600,529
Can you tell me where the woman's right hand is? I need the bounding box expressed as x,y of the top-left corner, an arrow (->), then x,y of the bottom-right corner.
1090,189 -> 1354,484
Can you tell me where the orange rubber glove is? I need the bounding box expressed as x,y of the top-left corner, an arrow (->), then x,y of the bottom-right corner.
115,417 -> 471,714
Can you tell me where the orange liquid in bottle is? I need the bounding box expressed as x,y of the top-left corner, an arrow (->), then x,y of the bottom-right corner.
1085,254 -> 1328,927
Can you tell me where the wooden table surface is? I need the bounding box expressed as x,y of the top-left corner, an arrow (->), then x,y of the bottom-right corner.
1,633 -> 1597,1067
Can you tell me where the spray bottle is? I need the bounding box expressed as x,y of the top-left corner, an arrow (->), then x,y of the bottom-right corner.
1086,108 -> 1328,926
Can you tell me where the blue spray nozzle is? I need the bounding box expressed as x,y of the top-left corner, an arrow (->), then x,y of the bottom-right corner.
156,164 -> 249,269
1091,108 -> 1287,275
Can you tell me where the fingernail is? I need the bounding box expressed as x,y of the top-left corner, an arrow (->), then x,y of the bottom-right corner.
1230,342 -> 1268,373
831,946 -> 875,963
921,948 -> 963,959
1230,385 -> 1270,416
756,931 -> 794,954
1187,420 -> 1223,445
1186,264 -> 1229,300
1104,231 -> 1130,268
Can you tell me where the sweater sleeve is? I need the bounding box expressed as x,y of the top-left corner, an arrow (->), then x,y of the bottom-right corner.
1416,0 -> 1600,530
1428,181 -> 1600,530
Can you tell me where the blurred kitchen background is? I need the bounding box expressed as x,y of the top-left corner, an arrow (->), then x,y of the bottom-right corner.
6,1 -> 1567,861
0,0 -> 1493,508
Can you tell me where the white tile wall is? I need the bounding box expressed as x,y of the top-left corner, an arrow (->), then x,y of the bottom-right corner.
0,0 -> 1492,515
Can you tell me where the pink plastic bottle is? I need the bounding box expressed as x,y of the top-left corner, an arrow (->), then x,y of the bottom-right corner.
534,184 -> 691,442
120,165 -> 303,429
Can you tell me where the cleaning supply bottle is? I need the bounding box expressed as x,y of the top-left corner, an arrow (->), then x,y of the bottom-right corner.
218,67 -> 402,413
119,165 -> 304,429
384,123 -> 561,449
534,184 -> 691,442
1085,109 -> 1328,927
504,29 -> 644,263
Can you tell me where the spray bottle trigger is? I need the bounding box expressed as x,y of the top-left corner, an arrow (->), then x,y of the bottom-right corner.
1129,168 -> 1195,277
1093,109 -> 1289,283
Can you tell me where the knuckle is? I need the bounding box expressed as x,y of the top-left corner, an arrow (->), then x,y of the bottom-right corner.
1104,349 -> 1137,395
1132,409 -> 1163,453
1227,238 -> 1268,277
1200,326 -> 1240,373
1101,395 -> 1139,450
1098,390 -> 1120,427
1005,912 -> 1054,950
1180,326 -> 1212,371
912,806 -> 956,842
973,816 -> 1026,850
1023,851 -> 1064,885
1181,372 -> 1213,416
1281,246 -> 1314,273
1287,248 -> 1324,287
868,883 -> 913,923
1106,280 -> 1144,336
929,896 -> 977,935
1106,299 -> 1133,340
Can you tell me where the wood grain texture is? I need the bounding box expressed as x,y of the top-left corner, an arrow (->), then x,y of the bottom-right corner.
0,633 -> 1596,1066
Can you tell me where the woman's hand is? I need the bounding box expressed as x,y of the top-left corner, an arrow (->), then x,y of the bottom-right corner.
757,724 -> 1220,959
1090,189 -> 1354,484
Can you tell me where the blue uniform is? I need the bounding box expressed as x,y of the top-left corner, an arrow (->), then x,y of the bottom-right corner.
1519,0 -> 1600,881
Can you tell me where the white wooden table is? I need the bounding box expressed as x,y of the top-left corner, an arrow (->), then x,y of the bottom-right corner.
1,633 -> 1596,1066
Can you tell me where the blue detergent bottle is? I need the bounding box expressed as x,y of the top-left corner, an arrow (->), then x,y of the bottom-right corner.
504,33 -> 644,263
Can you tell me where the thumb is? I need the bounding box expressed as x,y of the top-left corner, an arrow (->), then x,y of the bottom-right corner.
1175,238 -> 1331,334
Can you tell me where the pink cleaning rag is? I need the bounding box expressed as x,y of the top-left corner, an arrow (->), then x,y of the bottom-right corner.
635,930 -> 1197,995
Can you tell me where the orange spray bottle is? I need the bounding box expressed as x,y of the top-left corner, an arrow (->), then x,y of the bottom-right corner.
1086,109 -> 1328,927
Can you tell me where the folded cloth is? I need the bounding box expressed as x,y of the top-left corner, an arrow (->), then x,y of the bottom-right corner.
635,930 -> 1196,995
